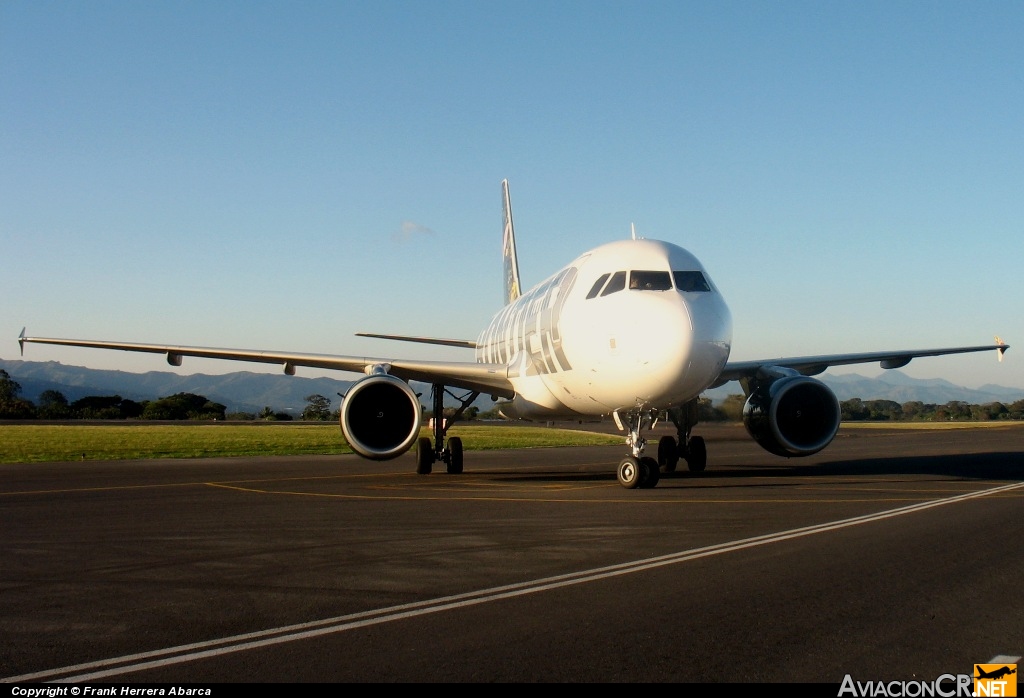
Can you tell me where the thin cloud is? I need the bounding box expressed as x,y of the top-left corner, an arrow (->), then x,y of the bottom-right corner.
392,220 -> 437,243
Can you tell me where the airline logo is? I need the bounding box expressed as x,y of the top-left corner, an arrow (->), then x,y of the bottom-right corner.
975,664 -> 1017,697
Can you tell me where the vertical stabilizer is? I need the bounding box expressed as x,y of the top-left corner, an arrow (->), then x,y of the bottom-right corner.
502,179 -> 522,304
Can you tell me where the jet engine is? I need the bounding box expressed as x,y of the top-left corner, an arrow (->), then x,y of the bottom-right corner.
742,374 -> 841,457
339,373 -> 422,460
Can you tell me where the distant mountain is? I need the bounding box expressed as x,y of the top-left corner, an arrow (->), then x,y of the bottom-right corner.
0,359 -> 358,415
705,369 -> 1023,406
2,359 -> 1021,415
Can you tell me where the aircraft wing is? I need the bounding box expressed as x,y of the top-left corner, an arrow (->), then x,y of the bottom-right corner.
714,343 -> 1008,387
17,333 -> 515,398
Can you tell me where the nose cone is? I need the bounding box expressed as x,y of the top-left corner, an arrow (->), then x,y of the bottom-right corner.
598,291 -> 731,407
685,291 -> 733,394
631,295 -> 694,397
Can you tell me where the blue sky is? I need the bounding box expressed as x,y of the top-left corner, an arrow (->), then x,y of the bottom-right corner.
2,1 -> 1021,392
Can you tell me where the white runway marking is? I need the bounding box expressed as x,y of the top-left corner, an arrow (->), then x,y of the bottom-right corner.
9,480 -> 1024,683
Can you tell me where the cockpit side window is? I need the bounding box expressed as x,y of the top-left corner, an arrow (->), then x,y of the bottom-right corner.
585,273 -> 610,299
629,270 -> 673,291
673,270 -> 712,292
601,271 -> 627,296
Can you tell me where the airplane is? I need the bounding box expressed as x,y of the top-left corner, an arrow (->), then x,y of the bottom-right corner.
18,180 -> 1010,489
976,666 -> 1017,681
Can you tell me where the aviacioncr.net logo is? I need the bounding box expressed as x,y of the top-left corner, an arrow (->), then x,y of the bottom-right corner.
974,664 -> 1017,697
838,674 -> 973,697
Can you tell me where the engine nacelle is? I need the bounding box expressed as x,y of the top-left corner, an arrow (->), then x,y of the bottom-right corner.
340,373 -> 422,460
743,375 -> 841,457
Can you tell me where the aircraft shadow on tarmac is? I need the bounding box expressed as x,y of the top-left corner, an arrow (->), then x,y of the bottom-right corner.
484,451 -> 1024,486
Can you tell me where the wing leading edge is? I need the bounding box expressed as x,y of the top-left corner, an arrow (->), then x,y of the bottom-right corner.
17,332 -> 514,398
714,342 -> 1009,388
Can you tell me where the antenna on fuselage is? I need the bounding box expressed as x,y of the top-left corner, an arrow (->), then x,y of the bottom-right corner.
631,223 -> 637,240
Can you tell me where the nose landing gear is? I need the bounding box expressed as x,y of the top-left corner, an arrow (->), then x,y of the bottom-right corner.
612,408 -> 661,489
617,455 -> 660,489
613,399 -> 708,489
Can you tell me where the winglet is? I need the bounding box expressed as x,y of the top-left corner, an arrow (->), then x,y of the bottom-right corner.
996,336 -> 1007,362
18,327 -> 26,356
501,179 -> 521,305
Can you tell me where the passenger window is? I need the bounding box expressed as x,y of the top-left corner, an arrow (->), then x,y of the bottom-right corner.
673,270 -> 711,292
629,270 -> 672,291
586,273 -> 610,299
601,271 -> 626,296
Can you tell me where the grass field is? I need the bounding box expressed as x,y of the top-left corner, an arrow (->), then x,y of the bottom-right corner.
3,420 -> 1021,464
841,421 -> 1024,430
0,423 -> 624,464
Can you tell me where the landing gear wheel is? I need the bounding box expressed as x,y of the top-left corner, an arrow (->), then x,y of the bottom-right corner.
617,456 -> 642,489
640,456 -> 660,488
416,437 -> 433,475
446,436 -> 463,474
658,435 -> 678,473
686,436 -> 707,473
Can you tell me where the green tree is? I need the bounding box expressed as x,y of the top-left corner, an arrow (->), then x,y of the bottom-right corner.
71,395 -> 126,419
37,389 -> 71,419
1007,400 -> 1024,420
301,394 -> 332,421
719,394 -> 746,422
865,400 -> 902,421
697,396 -> 727,422
841,398 -> 869,421
901,401 -> 926,421
120,399 -> 145,419
0,369 -> 20,402
0,369 -> 35,419
475,406 -> 507,420
972,402 -> 1007,421
942,401 -> 972,421
142,393 -> 226,420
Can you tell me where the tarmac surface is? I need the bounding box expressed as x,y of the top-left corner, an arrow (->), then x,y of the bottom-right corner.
2,422 -> 1023,683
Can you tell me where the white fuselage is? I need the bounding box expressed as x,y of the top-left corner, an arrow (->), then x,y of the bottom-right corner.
475,239 -> 733,418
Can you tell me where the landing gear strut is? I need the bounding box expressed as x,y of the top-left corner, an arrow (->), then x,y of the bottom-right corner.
613,408 -> 660,489
657,400 -> 707,474
416,384 -> 479,475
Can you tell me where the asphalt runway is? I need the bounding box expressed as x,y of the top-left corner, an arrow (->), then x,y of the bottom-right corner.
2,423 -> 1023,683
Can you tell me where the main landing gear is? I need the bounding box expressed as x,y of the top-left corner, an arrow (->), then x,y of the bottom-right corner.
656,401 -> 707,475
613,399 -> 708,490
415,384 -> 479,475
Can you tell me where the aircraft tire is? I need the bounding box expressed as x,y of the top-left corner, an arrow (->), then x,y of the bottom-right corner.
617,456 -> 642,489
446,437 -> 463,474
416,437 -> 433,475
686,436 -> 707,473
658,435 -> 678,473
640,456 -> 660,488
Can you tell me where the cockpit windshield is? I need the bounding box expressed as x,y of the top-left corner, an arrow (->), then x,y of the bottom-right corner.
601,271 -> 627,296
673,270 -> 712,292
629,270 -> 673,291
586,269 -> 713,298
